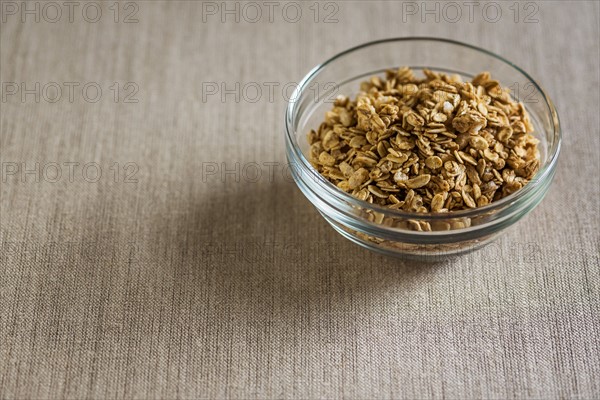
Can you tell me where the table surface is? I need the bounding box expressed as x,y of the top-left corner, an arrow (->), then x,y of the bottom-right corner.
1,1 -> 599,399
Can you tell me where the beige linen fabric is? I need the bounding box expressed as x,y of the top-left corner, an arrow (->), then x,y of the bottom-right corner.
1,1 -> 599,399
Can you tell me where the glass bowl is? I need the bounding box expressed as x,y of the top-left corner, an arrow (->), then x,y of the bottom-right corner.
285,37 -> 561,260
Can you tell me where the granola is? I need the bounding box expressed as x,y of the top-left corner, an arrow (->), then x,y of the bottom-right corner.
307,67 -> 540,212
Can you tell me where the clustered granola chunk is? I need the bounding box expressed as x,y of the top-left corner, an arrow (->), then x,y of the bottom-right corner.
308,67 -> 540,212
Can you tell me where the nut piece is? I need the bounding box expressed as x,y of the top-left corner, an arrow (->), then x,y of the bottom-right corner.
348,168 -> 369,189
393,170 -> 409,184
452,110 -> 487,133
318,151 -> 336,167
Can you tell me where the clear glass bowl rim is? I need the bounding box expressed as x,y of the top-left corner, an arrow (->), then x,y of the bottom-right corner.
285,37 -> 562,221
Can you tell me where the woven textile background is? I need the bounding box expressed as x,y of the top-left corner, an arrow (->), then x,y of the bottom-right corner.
1,1 -> 599,399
